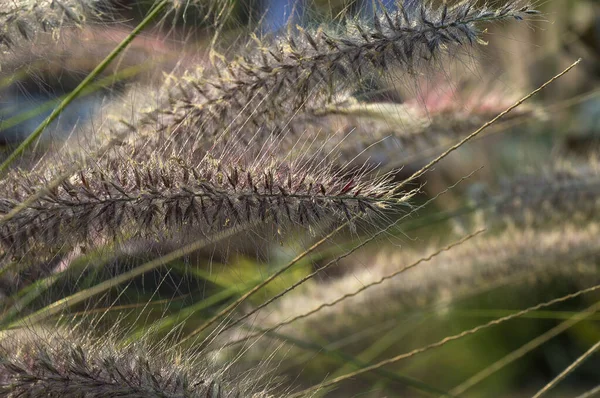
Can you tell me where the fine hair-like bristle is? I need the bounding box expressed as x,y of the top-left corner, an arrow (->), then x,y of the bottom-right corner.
0,1 -> 111,49
0,152 -> 404,257
0,326 -> 278,397
145,1 -> 537,152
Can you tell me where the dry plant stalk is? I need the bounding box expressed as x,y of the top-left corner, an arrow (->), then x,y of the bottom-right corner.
220,223 -> 600,354
288,281 -> 600,397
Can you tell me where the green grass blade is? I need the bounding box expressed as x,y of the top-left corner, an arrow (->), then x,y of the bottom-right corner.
0,0 -> 169,175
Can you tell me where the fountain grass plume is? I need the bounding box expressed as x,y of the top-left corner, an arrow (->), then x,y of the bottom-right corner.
0,0 -> 225,50
472,158 -> 600,228
0,147 -> 406,258
0,1 -> 113,50
0,325 -> 279,397
222,223 -> 600,353
146,0 -> 538,152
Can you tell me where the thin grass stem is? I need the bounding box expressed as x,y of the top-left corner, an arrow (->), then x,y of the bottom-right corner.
531,340 -> 600,398
449,300 -> 600,396
289,283 -> 600,398
0,0 -> 169,175
219,229 -> 484,350
575,385 -> 600,398
6,220 -> 250,329
391,58 -> 582,195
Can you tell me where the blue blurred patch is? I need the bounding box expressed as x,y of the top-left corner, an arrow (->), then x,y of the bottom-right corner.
0,86 -> 112,145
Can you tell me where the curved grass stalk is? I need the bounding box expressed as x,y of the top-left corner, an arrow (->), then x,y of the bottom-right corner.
0,273 -> 63,327
0,0 -> 170,175
391,58 -> 582,195
241,324 -> 458,398
122,251 -> 317,345
379,87 -> 600,174
6,219 -> 250,329
233,266 -> 571,377
450,300 -> 600,396
301,94 -> 537,166
178,169 -> 472,346
531,339 -> 600,398
288,283 -> 600,398
175,219 -> 352,347
219,229 -> 484,350
225,223 -> 600,361
574,385 -> 600,398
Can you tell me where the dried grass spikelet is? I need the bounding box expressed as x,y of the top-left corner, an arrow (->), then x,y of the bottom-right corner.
0,0 -> 112,50
472,159 -> 600,228
153,0 -> 234,29
0,325 -> 280,397
222,223 -> 600,353
146,1 -> 537,152
0,147 -> 406,258
0,0 -> 232,52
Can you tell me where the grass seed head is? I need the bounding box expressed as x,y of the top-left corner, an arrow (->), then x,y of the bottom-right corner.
0,325 -> 279,397
0,151 -> 403,258
143,0 -> 537,153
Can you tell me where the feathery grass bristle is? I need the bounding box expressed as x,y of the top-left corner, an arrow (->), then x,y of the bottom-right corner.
144,0 -> 537,150
0,152 -> 404,258
0,1 -> 111,49
0,326 -> 278,397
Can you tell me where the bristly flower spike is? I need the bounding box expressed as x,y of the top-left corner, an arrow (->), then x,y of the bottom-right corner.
145,1 -> 537,152
0,153 -> 405,258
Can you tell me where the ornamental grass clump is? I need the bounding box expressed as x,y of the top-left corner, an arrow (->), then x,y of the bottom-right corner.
0,0 -> 593,397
